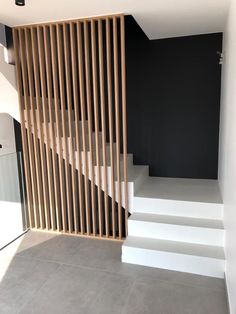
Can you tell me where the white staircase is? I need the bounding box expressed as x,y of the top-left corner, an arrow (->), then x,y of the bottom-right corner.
25,111 -> 226,278
122,177 -> 225,278
26,112 -> 149,212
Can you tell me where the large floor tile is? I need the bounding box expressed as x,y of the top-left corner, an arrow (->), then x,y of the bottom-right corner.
16,231 -> 57,254
132,264 -> 226,292
19,264 -> 130,314
83,272 -> 134,314
124,279 -> 228,314
0,256 -> 60,314
17,233 -> 85,264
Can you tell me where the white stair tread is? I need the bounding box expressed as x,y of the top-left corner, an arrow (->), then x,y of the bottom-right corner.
135,177 -> 223,204
129,212 -> 224,229
123,236 -> 225,260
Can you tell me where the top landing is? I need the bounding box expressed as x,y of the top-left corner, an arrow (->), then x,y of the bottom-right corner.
135,177 -> 223,204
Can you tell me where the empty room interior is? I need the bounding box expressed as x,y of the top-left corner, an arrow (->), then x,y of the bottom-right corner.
0,0 -> 236,313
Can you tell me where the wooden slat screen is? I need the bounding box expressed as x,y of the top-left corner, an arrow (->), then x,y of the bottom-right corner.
13,14 -> 128,240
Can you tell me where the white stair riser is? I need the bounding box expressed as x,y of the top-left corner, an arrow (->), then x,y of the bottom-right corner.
133,167 -> 149,195
122,246 -> 225,278
79,152 -> 133,168
133,197 -> 223,220
74,155 -> 148,211
128,220 -> 225,246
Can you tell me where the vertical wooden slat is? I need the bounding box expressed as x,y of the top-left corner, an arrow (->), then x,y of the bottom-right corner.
113,16 -> 122,239
31,27 -> 49,230
14,14 -> 128,240
98,19 -> 109,237
78,21 -> 91,235
24,28 -> 44,229
50,24 -> 67,232
120,15 -> 128,236
13,29 -> 34,228
83,20 -> 97,236
106,17 -> 116,238
19,28 -> 39,228
56,23 -> 73,233
63,23 -> 78,233
91,19 -> 103,237
70,21 -> 85,234
43,25 -> 62,231
37,26 -> 56,230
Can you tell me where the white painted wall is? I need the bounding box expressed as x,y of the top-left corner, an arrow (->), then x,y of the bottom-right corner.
0,113 -> 16,156
0,163 -> 24,249
0,46 -> 20,122
218,0 -> 236,312
0,49 -> 24,248
0,114 -> 25,249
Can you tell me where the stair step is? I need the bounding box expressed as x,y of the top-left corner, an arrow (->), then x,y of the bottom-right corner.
133,197 -> 223,220
123,236 -> 225,259
128,212 -> 224,246
135,177 -> 223,203
134,178 -> 223,220
122,236 -> 225,278
130,212 -> 224,228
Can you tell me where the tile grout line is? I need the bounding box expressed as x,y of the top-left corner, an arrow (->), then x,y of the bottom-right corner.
80,270 -> 127,312
15,253 -> 135,280
121,279 -> 137,314
16,261 -> 62,314
15,253 -> 225,293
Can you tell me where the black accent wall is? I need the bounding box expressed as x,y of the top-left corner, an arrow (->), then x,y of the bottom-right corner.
13,120 -> 22,152
125,16 -> 222,179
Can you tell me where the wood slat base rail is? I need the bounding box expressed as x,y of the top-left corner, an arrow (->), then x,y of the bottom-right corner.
13,14 -> 128,240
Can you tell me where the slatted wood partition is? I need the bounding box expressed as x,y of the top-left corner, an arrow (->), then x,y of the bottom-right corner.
13,14 -> 128,240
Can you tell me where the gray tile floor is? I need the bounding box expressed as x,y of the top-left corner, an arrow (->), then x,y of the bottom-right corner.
0,231 -> 228,314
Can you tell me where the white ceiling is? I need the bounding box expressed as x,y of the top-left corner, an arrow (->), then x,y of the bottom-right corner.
0,0 -> 229,39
